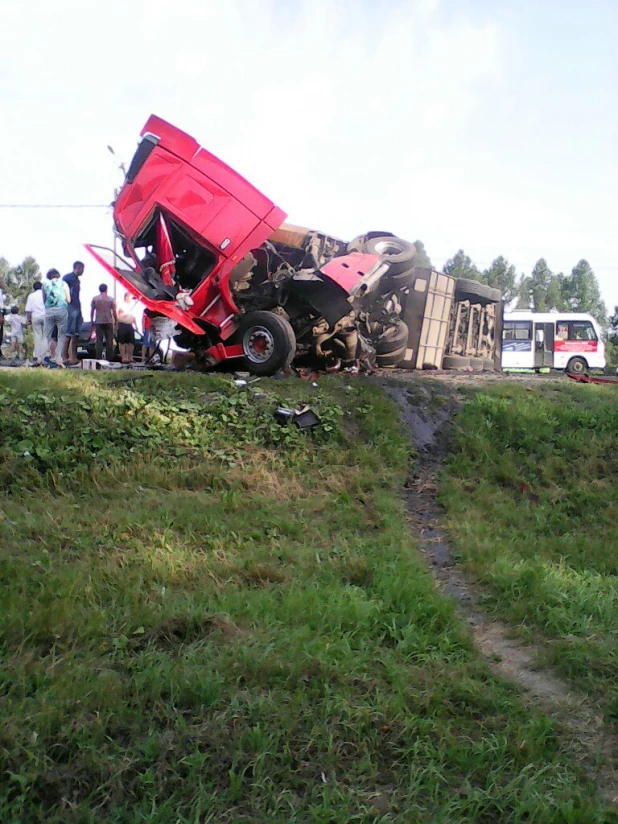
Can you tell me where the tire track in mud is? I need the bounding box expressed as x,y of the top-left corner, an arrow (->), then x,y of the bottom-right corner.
380,377 -> 618,808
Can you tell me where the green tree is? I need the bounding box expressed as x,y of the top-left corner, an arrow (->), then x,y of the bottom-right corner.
480,256 -> 517,303
443,249 -> 481,281
4,256 -> 41,308
413,240 -> 432,269
518,258 -> 563,312
560,259 -> 606,323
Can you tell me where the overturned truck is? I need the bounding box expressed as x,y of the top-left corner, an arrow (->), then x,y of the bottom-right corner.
87,116 -> 501,374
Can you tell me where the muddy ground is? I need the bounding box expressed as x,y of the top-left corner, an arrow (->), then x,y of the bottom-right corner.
380,372 -> 618,806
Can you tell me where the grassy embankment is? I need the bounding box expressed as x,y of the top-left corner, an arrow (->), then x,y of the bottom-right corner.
442,380 -> 618,723
0,371 -> 613,822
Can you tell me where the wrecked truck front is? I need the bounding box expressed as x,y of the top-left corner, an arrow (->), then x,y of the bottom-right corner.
94,114 -> 287,337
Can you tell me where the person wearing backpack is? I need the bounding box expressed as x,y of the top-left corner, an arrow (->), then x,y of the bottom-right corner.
43,269 -> 70,367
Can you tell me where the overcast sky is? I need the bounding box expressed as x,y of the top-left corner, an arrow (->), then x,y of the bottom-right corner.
1,0 -> 617,312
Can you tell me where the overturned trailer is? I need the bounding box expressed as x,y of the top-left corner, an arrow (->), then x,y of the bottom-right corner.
87,115 -> 501,373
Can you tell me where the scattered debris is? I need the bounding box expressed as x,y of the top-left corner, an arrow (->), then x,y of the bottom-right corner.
274,406 -> 321,430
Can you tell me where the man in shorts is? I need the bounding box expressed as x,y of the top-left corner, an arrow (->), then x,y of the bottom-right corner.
7,306 -> 27,360
63,261 -> 84,364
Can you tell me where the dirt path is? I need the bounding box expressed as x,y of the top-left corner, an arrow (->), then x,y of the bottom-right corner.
381,375 -> 618,807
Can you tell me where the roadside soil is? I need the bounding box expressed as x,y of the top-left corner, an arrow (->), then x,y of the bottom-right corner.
380,372 -> 618,807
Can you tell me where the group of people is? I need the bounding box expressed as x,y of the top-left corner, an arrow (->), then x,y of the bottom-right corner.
89,283 -> 157,364
0,261 -> 86,367
0,262 -> 157,367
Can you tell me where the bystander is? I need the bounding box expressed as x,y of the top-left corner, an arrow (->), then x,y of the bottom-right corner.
90,284 -> 117,360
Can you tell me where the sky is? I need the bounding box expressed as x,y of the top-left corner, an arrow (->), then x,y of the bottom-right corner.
1,0 -> 617,314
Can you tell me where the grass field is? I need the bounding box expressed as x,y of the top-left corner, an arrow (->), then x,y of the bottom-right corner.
0,371 -> 614,822
441,381 -> 618,724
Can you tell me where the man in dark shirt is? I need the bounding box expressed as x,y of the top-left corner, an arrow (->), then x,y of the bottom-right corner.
63,261 -> 84,364
90,284 -> 117,360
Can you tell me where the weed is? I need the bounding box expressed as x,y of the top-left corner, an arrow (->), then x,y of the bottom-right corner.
441,381 -> 618,720
0,372 -> 612,821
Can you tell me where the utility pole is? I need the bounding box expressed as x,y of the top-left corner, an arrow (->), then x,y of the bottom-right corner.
107,146 -> 126,304
112,187 -> 119,303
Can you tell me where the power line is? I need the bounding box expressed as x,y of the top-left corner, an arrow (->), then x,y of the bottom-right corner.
0,204 -> 109,209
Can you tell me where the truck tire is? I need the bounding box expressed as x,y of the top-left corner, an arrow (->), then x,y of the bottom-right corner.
375,320 -> 409,355
380,267 -> 416,293
566,356 -> 588,375
361,236 -> 417,276
376,345 -> 407,368
347,231 -> 395,253
442,354 -> 471,370
239,311 -> 296,376
454,279 -> 497,305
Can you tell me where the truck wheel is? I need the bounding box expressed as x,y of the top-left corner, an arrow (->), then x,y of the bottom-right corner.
566,356 -> 588,375
375,319 -> 409,355
376,345 -> 407,368
347,231 -> 395,253
361,236 -> 417,276
380,268 -> 416,294
442,354 -> 471,370
454,279 -> 498,305
239,311 -> 296,376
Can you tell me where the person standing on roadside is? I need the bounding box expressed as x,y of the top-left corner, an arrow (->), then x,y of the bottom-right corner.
25,281 -> 46,365
90,284 -> 117,360
7,306 -> 27,360
43,269 -> 70,367
0,280 -> 6,354
116,291 -> 137,364
141,308 -> 156,364
63,260 -> 84,365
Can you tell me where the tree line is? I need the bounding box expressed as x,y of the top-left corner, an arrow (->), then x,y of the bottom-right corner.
1,248 -> 612,335
0,256 -> 41,308
413,241 -> 607,324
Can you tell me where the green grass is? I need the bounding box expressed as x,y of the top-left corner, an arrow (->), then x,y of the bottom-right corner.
441,381 -> 618,722
0,372 -> 614,822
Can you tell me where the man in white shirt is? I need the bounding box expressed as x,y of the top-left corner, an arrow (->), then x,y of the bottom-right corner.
25,281 -> 46,364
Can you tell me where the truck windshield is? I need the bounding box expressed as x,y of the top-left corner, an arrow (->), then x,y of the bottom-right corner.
126,134 -> 160,184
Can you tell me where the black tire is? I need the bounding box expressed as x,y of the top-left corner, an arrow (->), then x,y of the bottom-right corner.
442,354 -> 471,370
482,358 -> 495,371
470,356 -> 485,371
566,356 -> 588,375
379,267 -> 416,294
455,279 -> 498,305
361,236 -> 417,276
347,231 -> 395,253
374,320 -> 409,355
238,311 -> 296,376
376,345 -> 407,368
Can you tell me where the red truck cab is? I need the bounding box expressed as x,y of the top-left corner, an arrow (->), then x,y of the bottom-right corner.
86,115 -> 395,373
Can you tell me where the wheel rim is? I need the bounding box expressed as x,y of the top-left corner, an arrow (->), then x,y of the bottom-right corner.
243,326 -> 275,363
571,359 -> 585,374
373,239 -> 406,258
